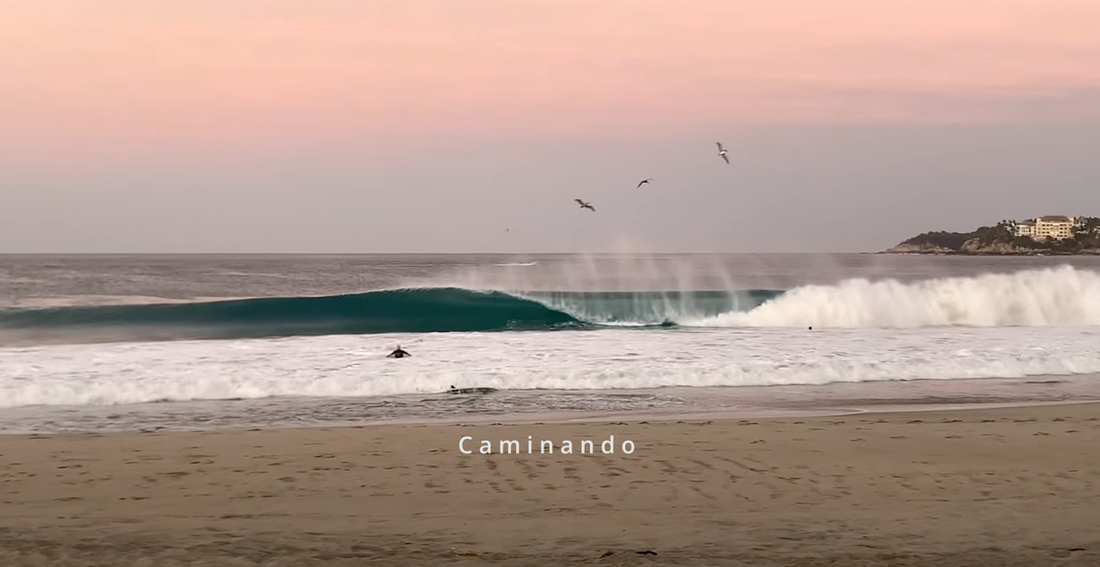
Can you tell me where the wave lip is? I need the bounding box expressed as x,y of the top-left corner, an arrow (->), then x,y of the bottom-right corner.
0,287 -> 588,344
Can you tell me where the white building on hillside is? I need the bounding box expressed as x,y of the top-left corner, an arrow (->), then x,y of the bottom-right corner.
1014,216 -> 1076,240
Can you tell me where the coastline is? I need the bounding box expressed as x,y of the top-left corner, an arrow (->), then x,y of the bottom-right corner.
7,372 -> 1100,436
878,250 -> 1100,255
3,400 -> 1099,566
882,217 -> 1100,256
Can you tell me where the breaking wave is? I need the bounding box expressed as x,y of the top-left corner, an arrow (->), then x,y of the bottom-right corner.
689,265 -> 1100,328
1,266 -> 1097,345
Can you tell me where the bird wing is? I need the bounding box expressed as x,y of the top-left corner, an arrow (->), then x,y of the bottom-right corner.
721,153 -> 730,164
575,198 -> 584,205
716,142 -> 724,152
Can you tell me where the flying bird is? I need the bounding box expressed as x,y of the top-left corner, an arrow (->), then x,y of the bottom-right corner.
716,142 -> 730,164
636,178 -> 653,188
574,199 -> 596,212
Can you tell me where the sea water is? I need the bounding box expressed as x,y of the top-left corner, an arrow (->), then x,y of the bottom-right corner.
2,253 -> 1100,434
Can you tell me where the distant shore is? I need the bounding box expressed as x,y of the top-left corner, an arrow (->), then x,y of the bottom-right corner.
878,247 -> 1100,255
3,401 -> 1100,566
884,218 -> 1100,255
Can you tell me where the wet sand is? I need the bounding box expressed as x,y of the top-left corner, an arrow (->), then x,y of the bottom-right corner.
2,402 -> 1100,566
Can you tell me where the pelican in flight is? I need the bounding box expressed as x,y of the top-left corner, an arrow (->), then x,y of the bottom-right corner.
636,178 -> 653,188
574,199 -> 596,212
716,142 -> 730,164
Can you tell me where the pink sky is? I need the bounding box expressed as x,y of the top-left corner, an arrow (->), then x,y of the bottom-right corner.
3,0 -> 1099,160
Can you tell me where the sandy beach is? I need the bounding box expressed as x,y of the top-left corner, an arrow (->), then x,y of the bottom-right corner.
2,403 -> 1100,566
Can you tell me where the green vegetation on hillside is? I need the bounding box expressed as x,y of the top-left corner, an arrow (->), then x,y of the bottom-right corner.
893,217 -> 1100,253
898,230 -> 973,250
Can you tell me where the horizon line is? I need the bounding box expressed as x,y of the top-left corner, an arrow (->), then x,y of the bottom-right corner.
0,251 -> 877,256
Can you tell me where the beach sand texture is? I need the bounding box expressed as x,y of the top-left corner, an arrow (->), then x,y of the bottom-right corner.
2,403 -> 1100,566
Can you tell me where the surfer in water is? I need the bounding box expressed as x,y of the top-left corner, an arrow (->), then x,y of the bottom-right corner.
387,346 -> 411,358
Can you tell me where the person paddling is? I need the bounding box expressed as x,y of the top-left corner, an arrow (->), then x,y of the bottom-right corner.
387,346 -> 411,358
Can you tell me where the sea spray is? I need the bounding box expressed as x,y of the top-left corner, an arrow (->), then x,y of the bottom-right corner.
519,290 -> 777,325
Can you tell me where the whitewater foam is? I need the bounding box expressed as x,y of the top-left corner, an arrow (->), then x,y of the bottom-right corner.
686,265 -> 1100,328
3,324 -> 1100,409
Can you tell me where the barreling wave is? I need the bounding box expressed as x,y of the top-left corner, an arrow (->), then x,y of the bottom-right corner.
0,288 -> 781,344
1,265 -> 1098,345
0,288 -> 580,344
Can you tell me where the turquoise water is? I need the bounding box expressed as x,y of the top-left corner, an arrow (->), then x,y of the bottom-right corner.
3,253 -> 1100,434
0,288 -> 783,343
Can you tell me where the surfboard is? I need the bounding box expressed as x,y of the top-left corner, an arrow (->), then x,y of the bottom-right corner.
447,387 -> 498,395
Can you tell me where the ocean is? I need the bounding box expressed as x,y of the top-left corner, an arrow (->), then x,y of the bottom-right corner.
2,253 -> 1100,435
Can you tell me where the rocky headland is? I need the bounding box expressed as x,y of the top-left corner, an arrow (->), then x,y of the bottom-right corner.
883,218 -> 1100,255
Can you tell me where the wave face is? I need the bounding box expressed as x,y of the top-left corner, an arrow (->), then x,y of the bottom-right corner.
1,266 -> 1098,345
0,288 -> 782,344
0,288 -> 590,343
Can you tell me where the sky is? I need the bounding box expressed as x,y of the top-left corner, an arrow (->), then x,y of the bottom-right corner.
2,0 -> 1099,253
